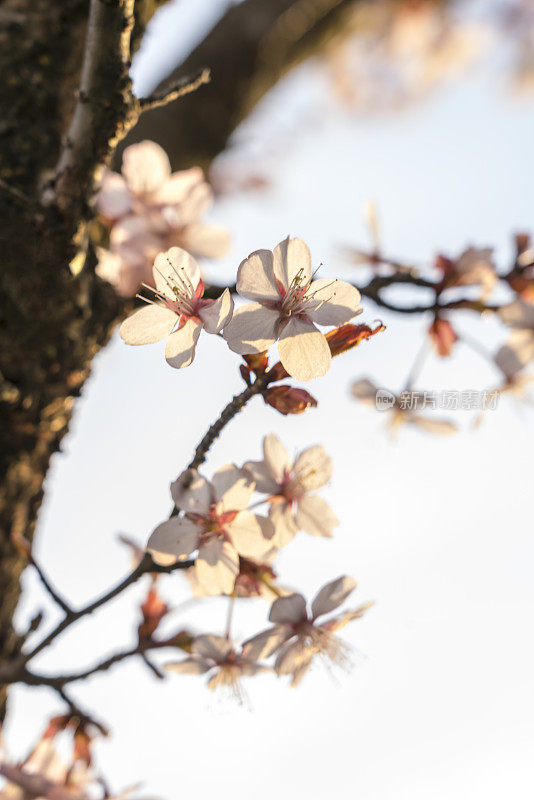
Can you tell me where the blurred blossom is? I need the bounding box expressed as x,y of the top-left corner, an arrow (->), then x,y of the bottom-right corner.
352,378 -> 458,435
166,634 -> 271,703
243,576 -> 371,687
94,141 -> 230,297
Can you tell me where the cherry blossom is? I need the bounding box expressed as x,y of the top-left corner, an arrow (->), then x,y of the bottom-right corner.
0,739 -> 91,800
352,378 -> 457,435
119,247 -> 233,369
223,236 -> 362,380
487,332 -> 534,406
244,434 -> 338,545
95,140 -> 230,297
166,634 -> 270,702
436,246 -> 497,296
146,465 -> 274,595
243,576 -> 371,687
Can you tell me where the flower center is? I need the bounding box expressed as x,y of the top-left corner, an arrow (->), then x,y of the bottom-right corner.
278,269 -> 336,319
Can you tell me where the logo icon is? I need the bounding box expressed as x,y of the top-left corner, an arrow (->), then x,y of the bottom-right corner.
375,389 -> 395,411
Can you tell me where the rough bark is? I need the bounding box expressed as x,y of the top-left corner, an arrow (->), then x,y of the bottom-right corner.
0,0 -> 167,721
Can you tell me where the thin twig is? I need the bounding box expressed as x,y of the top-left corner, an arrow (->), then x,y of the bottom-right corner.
30,558 -> 73,615
137,68 -> 210,112
22,555 -> 193,664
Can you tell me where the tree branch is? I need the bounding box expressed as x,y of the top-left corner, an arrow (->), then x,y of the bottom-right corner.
21,554 -> 193,665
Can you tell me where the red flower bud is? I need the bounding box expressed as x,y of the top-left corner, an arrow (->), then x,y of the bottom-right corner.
263,385 -> 318,415
138,587 -> 168,642
243,352 -> 269,374
428,317 -> 457,357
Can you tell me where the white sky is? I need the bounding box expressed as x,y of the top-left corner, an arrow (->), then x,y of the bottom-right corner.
4,2 -> 534,799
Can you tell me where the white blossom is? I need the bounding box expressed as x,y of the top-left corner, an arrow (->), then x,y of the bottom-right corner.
224,236 -> 362,380
147,465 -> 275,595
95,141 -> 230,297
119,246 -> 233,369
244,434 -> 338,545
352,378 -> 457,435
243,576 -> 371,687
166,634 -> 270,703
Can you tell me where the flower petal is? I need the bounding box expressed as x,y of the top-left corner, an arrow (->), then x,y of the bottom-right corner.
119,304 -> 177,345
263,433 -> 290,484
152,166 -> 204,206
311,575 -> 357,619
278,317 -> 331,381
274,639 -> 311,680
224,303 -> 280,354
293,445 -> 332,491
410,416 -> 458,435
153,246 -> 201,299
242,459 -> 280,495
195,540 -> 239,596
498,300 -> 534,330
236,249 -> 280,303
495,330 -> 534,378
165,318 -> 202,369
122,140 -> 171,196
212,464 -> 255,512
227,510 -> 272,559
96,171 -> 132,219
199,289 -> 234,334
193,634 -> 233,662
179,223 -> 231,259
166,657 -> 211,675
146,518 -> 199,565
242,625 -> 292,660
295,495 -> 338,538
176,181 -> 213,225
323,604 -> 373,633
269,593 -> 307,624
351,378 -> 380,404
273,237 -> 311,291
171,469 -> 212,514
306,279 -> 362,326
269,501 -> 298,547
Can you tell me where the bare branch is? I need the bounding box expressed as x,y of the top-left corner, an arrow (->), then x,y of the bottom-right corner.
137,67 -> 211,112
21,554 -> 193,665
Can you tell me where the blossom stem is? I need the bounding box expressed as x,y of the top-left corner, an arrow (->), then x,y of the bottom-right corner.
188,373 -> 275,470
225,591 -> 237,640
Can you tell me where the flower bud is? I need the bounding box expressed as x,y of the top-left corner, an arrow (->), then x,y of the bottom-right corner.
263,385 -> 318,415
428,317 -> 457,357
243,352 -> 269,374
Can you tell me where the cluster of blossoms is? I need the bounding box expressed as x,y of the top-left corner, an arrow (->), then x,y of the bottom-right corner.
147,436 -> 338,594
120,236 -> 362,380
166,576 -> 370,697
143,436 -> 369,694
95,140 -> 231,297
348,218 -> 534,430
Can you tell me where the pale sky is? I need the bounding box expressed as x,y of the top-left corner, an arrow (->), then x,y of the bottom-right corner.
4,2 -> 534,799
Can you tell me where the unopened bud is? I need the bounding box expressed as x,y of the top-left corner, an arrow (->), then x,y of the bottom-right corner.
243,352 -> 268,375
263,385 -> 317,415
428,317 -> 457,357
